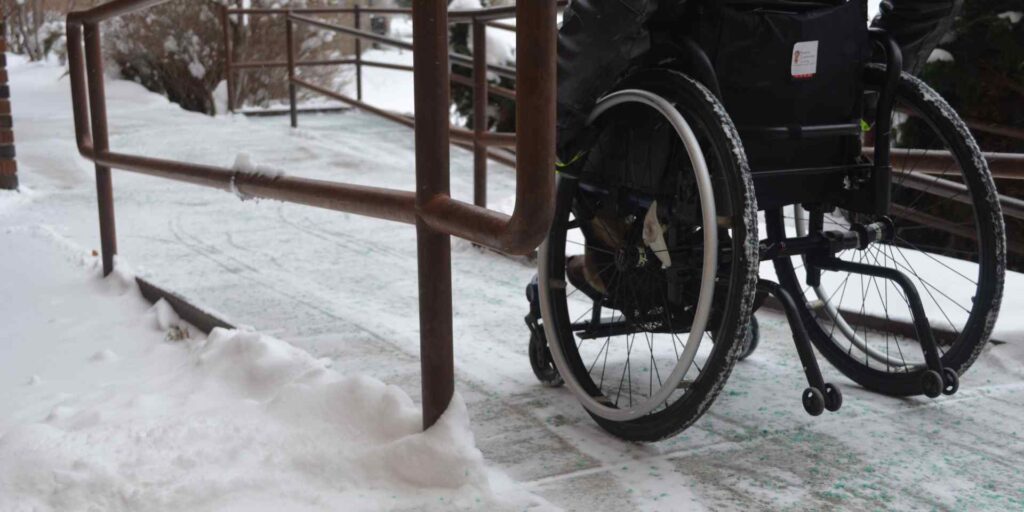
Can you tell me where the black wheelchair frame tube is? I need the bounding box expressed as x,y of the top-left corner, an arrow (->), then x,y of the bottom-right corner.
868,28 -> 903,215
813,256 -> 945,374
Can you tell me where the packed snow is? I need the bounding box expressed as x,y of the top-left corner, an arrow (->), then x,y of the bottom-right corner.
3,35 -> 1024,511
0,229 -> 520,512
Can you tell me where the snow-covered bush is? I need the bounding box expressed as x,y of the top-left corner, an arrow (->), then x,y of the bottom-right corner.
104,1 -> 227,115
102,0 -> 365,114
2,0 -> 89,62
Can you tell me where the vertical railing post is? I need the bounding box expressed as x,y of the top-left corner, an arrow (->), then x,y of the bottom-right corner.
84,24 -> 117,276
0,20 -> 18,191
412,0 -> 454,430
220,4 -> 235,113
354,4 -> 364,102
286,14 -> 298,128
471,19 -> 487,208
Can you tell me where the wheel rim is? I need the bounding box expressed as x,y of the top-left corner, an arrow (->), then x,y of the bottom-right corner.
539,89 -> 719,422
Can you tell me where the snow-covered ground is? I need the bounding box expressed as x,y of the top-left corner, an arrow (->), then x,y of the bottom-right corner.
4,53 -> 1024,511
0,230 -> 521,511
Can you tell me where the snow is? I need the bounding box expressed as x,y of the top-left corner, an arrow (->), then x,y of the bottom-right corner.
232,152 -> 286,179
927,48 -> 955,64
350,48 -> 416,115
448,0 -> 484,11
4,50 -> 1024,510
868,0 -> 881,21
0,229 -> 513,512
446,0 -> 516,69
998,11 -> 1023,24
333,11 -> 514,116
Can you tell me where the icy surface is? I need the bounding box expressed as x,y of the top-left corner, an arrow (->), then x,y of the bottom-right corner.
4,54 -> 1024,510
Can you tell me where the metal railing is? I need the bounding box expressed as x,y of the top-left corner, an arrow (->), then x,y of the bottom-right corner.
218,4 -> 554,209
63,0 -> 1022,426
66,0 -> 556,430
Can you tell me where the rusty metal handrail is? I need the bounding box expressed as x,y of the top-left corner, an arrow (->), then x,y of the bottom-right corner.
227,7 -> 411,16
897,170 -> 1024,221
880,148 -> 1024,181
226,3 -> 567,210
66,0 -> 556,429
283,8 -> 529,208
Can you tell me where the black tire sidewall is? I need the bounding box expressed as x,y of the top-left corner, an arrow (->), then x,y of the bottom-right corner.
547,70 -> 759,441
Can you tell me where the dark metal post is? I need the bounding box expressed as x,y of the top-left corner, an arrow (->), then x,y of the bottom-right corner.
0,21 -> 18,191
286,15 -> 298,128
220,5 -> 235,113
84,24 -> 117,276
354,4 -> 364,102
472,19 -> 487,208
412,0 -> 454,430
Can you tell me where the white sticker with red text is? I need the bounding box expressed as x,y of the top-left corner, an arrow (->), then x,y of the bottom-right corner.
792,41 -> 819,79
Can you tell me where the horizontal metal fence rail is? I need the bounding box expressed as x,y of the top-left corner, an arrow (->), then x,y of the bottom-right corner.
66,0 -> 556,429
223,2 -> 568,209
284,9 -> 524,208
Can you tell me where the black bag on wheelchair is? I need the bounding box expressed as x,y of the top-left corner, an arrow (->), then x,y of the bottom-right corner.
684,0 -> 871,182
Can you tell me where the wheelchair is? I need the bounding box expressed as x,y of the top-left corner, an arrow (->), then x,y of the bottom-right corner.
524,0 -> 1006,441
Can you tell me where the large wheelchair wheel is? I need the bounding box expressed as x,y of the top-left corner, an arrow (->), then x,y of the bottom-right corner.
539,71 -> 758,442
770,66 -> 1006,396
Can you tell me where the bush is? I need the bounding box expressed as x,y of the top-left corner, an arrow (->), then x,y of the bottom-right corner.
2,0 -> 86,62
100,0 -> 366,115
104,1 -> 226,114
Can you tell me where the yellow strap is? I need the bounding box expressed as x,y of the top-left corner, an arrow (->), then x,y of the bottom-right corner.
555,150 -> 585,170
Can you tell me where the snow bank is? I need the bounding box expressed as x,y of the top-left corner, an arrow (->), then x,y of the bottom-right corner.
0,230 -> 497,512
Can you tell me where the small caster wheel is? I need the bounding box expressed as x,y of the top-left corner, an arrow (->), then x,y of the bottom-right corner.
823,383 -> 843,412
921,370 -> 943,398
529,330 -> 563,388
738,315 -> 760,362
802,387 -> 825,416
942,367 -> 959,396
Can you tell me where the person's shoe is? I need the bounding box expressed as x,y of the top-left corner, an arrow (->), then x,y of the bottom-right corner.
566,254 -> 607,302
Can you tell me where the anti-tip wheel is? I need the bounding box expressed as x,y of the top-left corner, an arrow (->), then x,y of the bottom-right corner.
802,387 -> 825,416
921,370 -> 944,398
942,367 -> 959,396
529,331 -> 564,388
823,383 -> 843,412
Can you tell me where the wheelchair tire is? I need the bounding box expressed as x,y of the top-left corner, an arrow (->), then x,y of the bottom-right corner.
770,66 -> 1006,397
738,315 -> 760,362
539,70 -> 758,442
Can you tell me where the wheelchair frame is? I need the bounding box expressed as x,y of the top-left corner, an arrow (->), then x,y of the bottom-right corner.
674,29 -> 960,410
